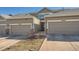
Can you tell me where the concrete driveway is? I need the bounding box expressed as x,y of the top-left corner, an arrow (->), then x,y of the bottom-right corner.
0,37 -> 20,51
40,38 -> 79,51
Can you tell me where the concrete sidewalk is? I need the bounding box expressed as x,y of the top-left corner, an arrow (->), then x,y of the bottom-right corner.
40,38 -> 79,51
0,37 -> 20,51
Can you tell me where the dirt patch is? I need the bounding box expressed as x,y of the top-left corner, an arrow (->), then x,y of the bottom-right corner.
3,35 -> 45,51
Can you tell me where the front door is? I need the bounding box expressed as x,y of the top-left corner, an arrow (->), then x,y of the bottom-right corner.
41,22 -> 44,31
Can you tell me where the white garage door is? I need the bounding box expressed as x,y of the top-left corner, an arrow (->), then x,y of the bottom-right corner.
48,20 -> 79,34
0,24 -> 6,35
10,24 -> 32,36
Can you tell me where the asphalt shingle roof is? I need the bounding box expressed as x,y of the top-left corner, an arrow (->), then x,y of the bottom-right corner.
45,8 -> 79,17
7,14 -> 33,19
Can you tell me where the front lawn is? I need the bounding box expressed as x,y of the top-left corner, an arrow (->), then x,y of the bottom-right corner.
3,36 -> 44,51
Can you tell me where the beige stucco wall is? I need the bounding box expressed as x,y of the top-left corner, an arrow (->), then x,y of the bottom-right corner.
0,17 -> 7,24
33,17 -> 40,32
7,18 -> 33,24
33,17 -> 40,24
45,15 -> 79,20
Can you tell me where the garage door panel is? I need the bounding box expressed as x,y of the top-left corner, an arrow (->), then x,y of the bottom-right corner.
48,21 -> 79,34
10,25 -> 31,36
48,22 -> 65,34
0,25 -> 6,35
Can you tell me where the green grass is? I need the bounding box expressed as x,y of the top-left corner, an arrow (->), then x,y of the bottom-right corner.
3,39 -> 44,51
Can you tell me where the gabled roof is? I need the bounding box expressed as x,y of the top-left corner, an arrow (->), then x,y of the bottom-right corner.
7,14 -> 33,19
45,8 -> 79,17
37,7 -> 53,13
0,14 -> 11,19
30,8 -> 63,16
11,8 -> 63,17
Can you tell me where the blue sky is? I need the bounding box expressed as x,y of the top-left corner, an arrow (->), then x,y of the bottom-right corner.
0,7 -> 63,15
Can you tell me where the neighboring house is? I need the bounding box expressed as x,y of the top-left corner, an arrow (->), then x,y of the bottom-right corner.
45,9 -> 79,35
6,14 -> 40,36
0,7 -> 60,36
12,7 -> 63,31
30,7 -> 63,31
0,14 -> 40,36
0,15 -> 11,36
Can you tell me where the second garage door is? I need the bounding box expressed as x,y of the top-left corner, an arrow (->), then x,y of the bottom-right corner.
0,24 -> 6,36
48,20 -> 79,34
10,24 -> 32,36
